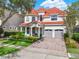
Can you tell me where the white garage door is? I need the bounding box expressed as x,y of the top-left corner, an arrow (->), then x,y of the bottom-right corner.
44,29 -> 52,38
55,29 -> 64,38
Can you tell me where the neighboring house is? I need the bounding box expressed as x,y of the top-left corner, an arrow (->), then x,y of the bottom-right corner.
2,10 -> 23,32
20,7 -> 66,38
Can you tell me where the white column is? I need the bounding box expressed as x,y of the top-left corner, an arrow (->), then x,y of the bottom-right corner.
20,27 -> 23,32
42,28 -> 44,37
38,27 -> 40,38
30,27 -> 33,36
25,27 -> 27,36
0,20 -> 2,26
52,29 -> 55,38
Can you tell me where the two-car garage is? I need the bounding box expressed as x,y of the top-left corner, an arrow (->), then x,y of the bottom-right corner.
44,29 -> 64,39
44,26 -> 66,39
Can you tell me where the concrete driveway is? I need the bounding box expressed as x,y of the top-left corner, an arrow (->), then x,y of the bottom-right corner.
14,38 -> 69,59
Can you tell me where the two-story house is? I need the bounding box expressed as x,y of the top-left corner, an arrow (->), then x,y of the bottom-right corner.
20,7 -> 66,38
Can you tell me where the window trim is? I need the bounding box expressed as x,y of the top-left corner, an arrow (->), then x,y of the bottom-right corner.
32,16 -> 36,21
51,14 -> 58,21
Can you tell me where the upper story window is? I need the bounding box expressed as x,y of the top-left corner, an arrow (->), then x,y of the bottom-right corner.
25,16 -> 29,22
51,14 -> 58,20
39,15 -> 43,21
32,16 -> 35,21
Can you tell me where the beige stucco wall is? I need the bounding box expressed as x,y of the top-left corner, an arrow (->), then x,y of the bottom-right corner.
43,16 -> 64,22
24,16 -> 38,23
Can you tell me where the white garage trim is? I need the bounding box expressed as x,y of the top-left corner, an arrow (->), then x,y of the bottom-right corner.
52,29 -> 55,38
45,26 -> 65,29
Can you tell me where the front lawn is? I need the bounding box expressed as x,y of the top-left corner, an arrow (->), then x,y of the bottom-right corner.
68,48 -> 79,54
70,58 -> 78,59
0,36 -> 39,47
0,32 -> 39,47
64,33 -> 79,59
0,47 -> 19,56
1,40 -> 33,47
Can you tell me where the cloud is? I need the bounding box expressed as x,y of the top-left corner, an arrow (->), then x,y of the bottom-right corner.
40,0 -> 67,10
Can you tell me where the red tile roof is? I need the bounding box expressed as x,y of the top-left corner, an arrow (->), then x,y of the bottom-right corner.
38,8 -> 46,12
19,22 -> 31,26
20,21 -> 64,26
40,21 -> 64,25
31,9 -> 38,15
31,7 -> 65,16
44,7 -> 65,16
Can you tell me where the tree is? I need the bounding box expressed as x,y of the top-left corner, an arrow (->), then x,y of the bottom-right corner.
64,10 -> 77,39
64,0 -> 79,39
9,0 -> 36,14
0,0 -> 36,36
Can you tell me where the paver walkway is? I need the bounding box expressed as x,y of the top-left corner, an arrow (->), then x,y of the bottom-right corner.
14,38 -> 69,59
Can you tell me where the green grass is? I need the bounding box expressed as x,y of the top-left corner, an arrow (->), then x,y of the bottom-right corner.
69,58 -> 78,59
68,48 -> 79,54
14,41 -> 32,46
0,39 -> 33,47
0,47 -> 19,56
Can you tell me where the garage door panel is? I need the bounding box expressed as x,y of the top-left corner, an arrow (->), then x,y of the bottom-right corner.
44,29 -> 52,38
55,29 -> 64,39
44,29 -> 64,39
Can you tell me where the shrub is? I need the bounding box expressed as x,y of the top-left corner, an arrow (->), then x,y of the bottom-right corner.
9,35 -> 24,40
64,33 -> 69,39
66,38 -> 77,48
4,32 -> 18,37
27,36 -> 39,42
4,32 -> 24,38
72,33 -> 79,42
64,33 -> 69,42
0,28 -> 4,37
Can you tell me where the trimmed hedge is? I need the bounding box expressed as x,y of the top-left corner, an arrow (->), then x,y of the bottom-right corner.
72,33 -> 79,42
64,33 -> 79,43
4,32 -> 23,37
64,33 -> 69,39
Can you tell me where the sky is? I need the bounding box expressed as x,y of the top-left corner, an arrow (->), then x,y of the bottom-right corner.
34,0 -> 77,10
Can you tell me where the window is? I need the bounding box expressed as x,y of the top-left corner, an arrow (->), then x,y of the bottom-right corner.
45,29 -> 52,31
51,15 -> 57,20
39,15 -> 43,21
32,16 -> 35,21
25,16 -> 29,21
27,27 -> 30,34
